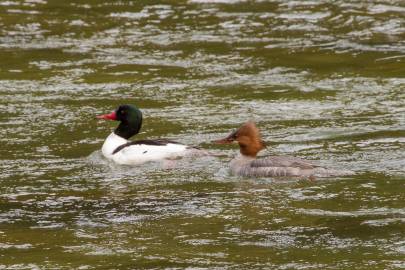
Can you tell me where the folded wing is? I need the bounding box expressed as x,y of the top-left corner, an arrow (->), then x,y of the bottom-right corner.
250,155 -> 319,169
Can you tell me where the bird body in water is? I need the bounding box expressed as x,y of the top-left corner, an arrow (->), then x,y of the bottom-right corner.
213,121 -> 353,178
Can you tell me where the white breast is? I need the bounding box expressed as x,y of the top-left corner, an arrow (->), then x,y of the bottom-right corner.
101,132 -> 128,159
229,154 -> 255,175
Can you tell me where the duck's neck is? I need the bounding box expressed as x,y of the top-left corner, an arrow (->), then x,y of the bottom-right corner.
114,121 -> 141,140
102,132 -> 127,158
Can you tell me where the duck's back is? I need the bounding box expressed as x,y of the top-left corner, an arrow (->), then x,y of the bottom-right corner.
111,139 -> 189,165
232,155 -> 352,178
251,155 -> 318,169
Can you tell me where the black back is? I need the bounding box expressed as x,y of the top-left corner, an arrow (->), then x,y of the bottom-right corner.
112,139 -> 182,154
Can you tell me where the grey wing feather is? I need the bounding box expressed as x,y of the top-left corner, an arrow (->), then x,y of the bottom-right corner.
239,166 -> 293,177
250,155 -> 319,169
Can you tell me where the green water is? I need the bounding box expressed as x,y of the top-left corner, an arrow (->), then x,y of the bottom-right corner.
1,0 -> 404,269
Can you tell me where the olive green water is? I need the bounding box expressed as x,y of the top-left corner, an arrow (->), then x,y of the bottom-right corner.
1,0 -> 405,269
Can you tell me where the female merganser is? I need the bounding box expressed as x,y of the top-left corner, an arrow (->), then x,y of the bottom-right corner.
97,104 -> 204,165
213,121 -> 352,178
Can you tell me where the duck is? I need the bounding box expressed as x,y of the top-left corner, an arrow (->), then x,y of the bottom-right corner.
213,121 -> 353,178
97,104 -> 205,165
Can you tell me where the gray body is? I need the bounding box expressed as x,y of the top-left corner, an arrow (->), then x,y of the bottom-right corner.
230,154 -> 352,178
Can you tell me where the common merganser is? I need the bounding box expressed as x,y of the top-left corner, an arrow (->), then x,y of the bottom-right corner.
97,104 -> 204,165
213,121 -> 352,178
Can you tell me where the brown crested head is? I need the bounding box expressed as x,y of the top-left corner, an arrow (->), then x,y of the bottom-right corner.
213,121 -> 266,157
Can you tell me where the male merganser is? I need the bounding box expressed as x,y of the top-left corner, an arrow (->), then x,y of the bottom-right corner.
213,121 -> 352,178
97,104 -> 204,165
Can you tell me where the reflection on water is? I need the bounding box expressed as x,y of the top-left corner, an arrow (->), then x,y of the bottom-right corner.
0,0 -> 404,269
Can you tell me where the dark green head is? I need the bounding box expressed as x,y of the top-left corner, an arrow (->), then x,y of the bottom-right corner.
97,104 -> 143,139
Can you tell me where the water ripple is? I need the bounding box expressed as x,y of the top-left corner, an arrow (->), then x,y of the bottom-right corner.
0,0 -> 404,269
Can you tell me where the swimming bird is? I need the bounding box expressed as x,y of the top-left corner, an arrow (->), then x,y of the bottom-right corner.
97,104 -> 204,165
213,121 -> 352,178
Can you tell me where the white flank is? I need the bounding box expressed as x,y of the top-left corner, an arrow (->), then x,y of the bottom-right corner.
101,132 -> 189,165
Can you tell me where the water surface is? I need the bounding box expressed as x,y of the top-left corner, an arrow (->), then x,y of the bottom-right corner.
0,0 -> 404,269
